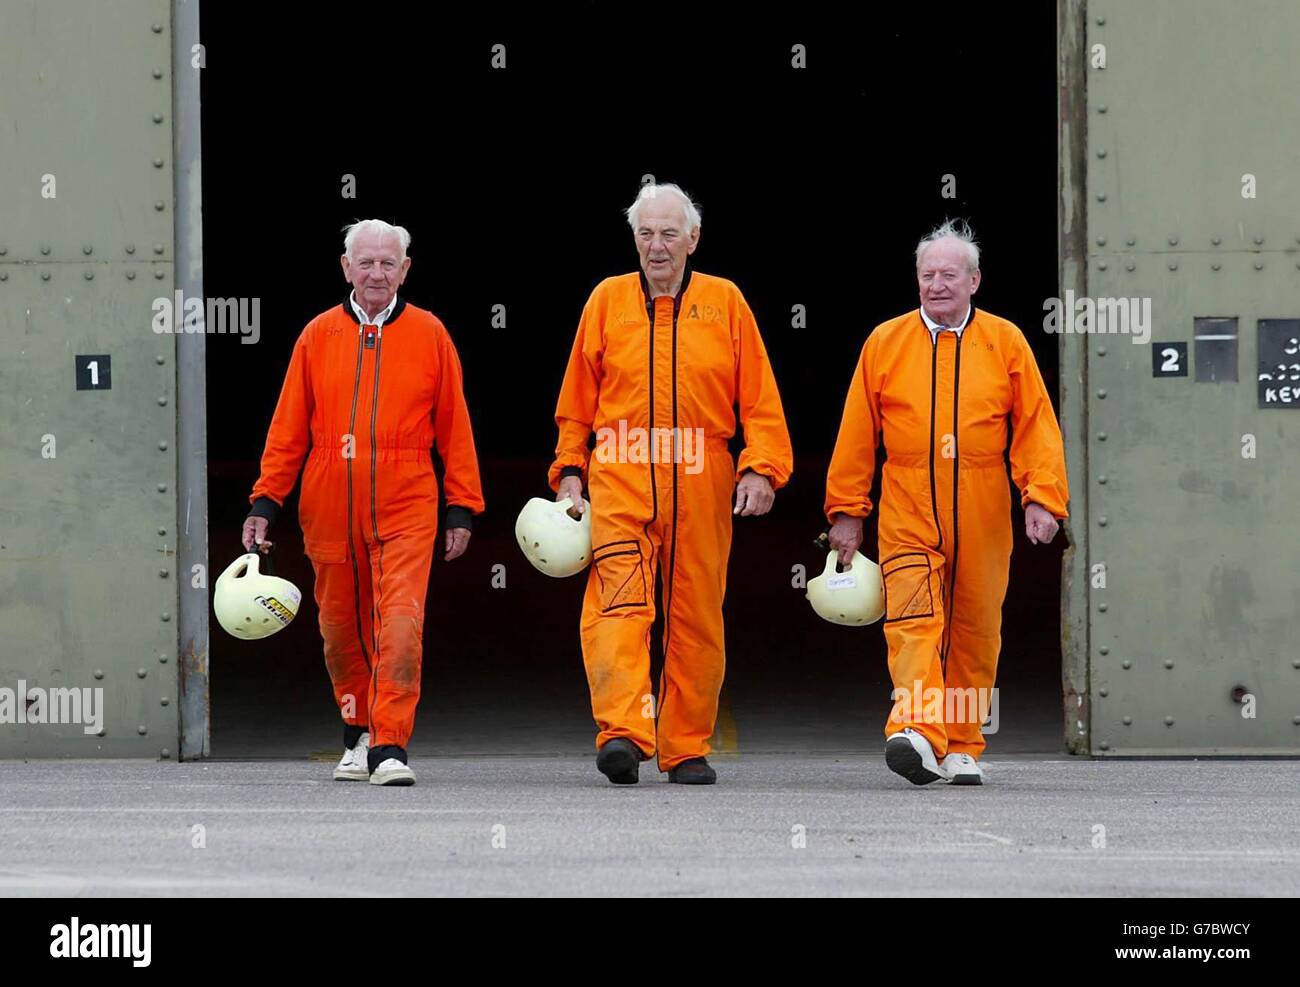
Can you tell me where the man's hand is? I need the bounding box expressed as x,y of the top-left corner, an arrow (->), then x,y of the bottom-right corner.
557,475 -> 586,516
734,472 -> 775,516
445,527 -> 471,561
828,513 -> 864,568
241,516 -> 270,552
1025,503 -> 1060,545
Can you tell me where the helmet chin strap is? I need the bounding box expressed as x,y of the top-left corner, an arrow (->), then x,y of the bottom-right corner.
250,541 -> 276,575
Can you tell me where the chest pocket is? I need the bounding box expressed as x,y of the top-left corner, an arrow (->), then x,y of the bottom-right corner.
677,316 -> 735,412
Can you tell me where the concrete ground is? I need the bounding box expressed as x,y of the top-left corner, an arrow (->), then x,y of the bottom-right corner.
3,755 -> 1298,896
10,494 -> 1289,896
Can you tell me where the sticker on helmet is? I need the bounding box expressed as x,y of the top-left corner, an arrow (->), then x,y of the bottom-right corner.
256,595 -> 295,625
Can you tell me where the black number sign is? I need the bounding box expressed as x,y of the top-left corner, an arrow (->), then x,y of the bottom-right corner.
75,354 -> 112,390
1151,342 -> 1187,378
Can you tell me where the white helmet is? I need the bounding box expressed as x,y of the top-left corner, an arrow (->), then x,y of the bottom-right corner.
806,550 -> 885,626
213,552 -> 303,640
515,496 -> 592,577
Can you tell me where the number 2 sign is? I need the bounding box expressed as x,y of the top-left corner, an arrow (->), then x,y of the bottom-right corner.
1151,341 -> 1187,378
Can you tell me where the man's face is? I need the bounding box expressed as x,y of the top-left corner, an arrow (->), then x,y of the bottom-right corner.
340,230 -> 410,313
633,194 -> 699,286
917,238 -> 980,327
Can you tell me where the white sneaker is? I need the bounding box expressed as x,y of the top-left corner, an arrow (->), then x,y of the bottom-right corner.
333,731 -> 370,782
884,727 -> 947,785
369,757 -> 415,786
940,752 -> 985,785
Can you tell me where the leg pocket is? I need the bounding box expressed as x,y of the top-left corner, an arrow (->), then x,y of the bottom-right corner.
591,540 -> 648,612
304,539 -> 348,565
882,552 -> 936,622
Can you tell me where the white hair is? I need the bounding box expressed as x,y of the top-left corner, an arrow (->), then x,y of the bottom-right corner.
625,183 -> 702,233
343,219 -> 411,260
916,218 -> 980,273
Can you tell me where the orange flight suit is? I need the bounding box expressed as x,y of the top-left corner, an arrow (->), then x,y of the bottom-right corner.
551,266 -> 793,771
248,296 -> 484,758
825,307 -> 1068,760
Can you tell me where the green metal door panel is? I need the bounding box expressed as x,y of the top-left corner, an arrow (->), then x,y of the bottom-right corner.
1083,266 -> 1300,753
1087,0 -> 1300,253
0,0 -> 179,758
0,0 -> 175,263
1084,0 -> 1300,753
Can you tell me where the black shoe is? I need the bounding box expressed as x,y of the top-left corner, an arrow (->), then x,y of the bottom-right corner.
667,757 -> 717,785
596,738 -> 641,785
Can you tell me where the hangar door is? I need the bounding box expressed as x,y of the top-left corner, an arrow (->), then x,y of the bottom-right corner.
0,0 -> 203,759
1061,0 -> 1300,754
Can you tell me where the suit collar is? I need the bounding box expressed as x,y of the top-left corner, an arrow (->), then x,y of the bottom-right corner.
638,260 -> 693,311
343,292 -> 406,326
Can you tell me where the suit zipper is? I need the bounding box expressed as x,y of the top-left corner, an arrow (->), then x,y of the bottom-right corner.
662,297 -> 681,673
942,331 -> 965,668
369,325 -> 385,550
928,336 -> 944,551
368,325 -> 387,711
642,296 -> 663,740
642,297 -> 659,538
345,326 -> 372,670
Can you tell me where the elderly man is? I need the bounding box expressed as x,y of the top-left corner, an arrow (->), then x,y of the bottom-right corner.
825,220 -> 1068,786
550,183 -> 793,785
241,219 -> 484,787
